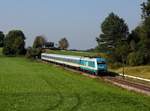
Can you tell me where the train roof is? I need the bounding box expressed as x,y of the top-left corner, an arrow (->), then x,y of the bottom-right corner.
42,53 -> 81,59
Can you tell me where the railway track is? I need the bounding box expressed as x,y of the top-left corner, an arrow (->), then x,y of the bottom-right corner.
102,76 -> 150,96
65,66 -> 150,96
61,65 -> 150,96
40,60 -> 150,96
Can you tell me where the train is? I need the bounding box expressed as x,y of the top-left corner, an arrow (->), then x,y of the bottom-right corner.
41,53 -> 107,75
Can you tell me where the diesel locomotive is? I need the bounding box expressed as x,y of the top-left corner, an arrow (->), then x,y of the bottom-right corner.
41,53 -> 107,75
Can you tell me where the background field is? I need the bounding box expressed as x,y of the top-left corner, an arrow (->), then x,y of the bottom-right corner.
47,49 -> 109,58
111,66 -> 150,79
0,55 -> 150,111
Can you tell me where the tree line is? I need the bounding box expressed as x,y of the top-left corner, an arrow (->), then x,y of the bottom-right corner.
0,0 -> 150,66
96,0 -> 150,66
0,30 -> 69,59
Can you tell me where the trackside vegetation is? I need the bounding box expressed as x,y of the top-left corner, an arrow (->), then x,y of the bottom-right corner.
0,48 -> 2,55
111,66 -> 150,79
96,0 -> 150,66
0,56 -> 150,111
47,49 -> 110,58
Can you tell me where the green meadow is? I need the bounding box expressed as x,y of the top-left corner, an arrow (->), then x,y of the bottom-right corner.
0,55 -> 150,111
47,49 -> 109,58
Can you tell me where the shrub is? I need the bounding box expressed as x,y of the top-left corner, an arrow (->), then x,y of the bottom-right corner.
26,47 -> 43,59
127,51 -> 144,66
109,62 -> 122,69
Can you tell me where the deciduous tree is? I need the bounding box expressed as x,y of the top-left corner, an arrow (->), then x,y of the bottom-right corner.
33,36 -> 46,48
3,30 -> 26,56
59,37 -> 69,50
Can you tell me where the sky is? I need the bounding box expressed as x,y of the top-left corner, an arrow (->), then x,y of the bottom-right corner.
0,0 -> 147,50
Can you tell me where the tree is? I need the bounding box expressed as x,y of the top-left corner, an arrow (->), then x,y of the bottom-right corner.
141,0 -> 150,19
140,0 -> 150,63
26,35 -> 46,59
59,37 -> 69,50
0,31 -> 5,47
3,30 -> 26,56
113,40 -> 130,63
127,51 -> 144,66
33,36 -> 46,48
127,26 -> 142,51
125,0 -> 150,65
96,12 -> 129,51
96,12 -> 129,63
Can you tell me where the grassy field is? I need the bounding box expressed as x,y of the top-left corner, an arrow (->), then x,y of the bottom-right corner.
47,49 -> 109,58
0,56 -> 150,111
111,66 -> 150,79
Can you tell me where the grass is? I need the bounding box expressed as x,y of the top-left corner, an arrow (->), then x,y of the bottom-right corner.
0,56 -> 150,111
0,48 -> 2,56
111,66 -> 150,79
47,49 -> 109,58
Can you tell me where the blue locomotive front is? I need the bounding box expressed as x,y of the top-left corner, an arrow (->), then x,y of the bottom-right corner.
79,57 -> 107,75
96,58 -> 107,73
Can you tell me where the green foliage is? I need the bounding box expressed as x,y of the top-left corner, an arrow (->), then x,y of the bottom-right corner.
141,0 -> 150,42
59,37 -> 69,50
2,30 -> 26,56
26,36 -> 46,59
33,36 -> 46,48
97,12 -> 129,51
127,51 -> 144,66
0,57 -> 150,111
97,0 -> 150,66
113,40 -> 130,63
138,0 -> 150,64
96,13 -> 130,64
141,0 -> 150,19
123,0 -> 150,66
109,62 -> 123,69
26,47 -> 43,59
0,31 -> 5,47
128,26 -> 143,51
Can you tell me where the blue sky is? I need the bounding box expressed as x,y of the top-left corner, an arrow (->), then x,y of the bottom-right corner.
0,0 -> 146,49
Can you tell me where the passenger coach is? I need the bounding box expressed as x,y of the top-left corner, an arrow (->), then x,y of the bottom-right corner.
41,53 -> 107,75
